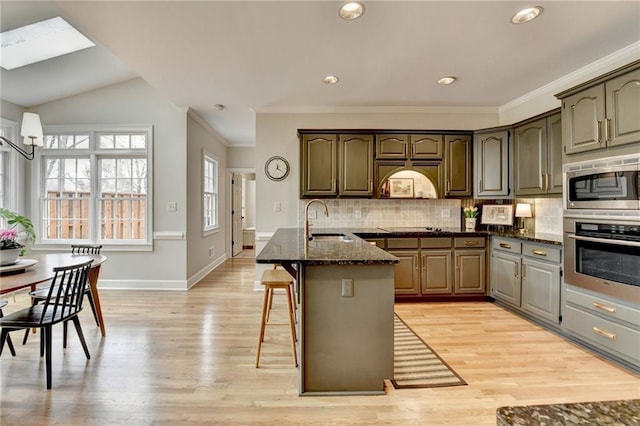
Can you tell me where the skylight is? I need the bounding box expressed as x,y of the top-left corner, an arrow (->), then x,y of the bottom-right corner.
0,16 -> 95,70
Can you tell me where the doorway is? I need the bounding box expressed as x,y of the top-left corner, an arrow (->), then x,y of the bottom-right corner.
230,171 -> 256,258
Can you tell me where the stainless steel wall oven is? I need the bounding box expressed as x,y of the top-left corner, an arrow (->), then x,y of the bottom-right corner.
564,218 -> 640,303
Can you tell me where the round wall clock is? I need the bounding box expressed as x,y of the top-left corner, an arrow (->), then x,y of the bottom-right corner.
264,155 -> 290,181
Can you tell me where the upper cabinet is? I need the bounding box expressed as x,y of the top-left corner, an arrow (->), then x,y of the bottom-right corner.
444,135 -> 472,197
376,134 -> 443,160
474,128 -> 511,198
513,112 -> 562,196
339,134 -> 374,197
300,134 -> 338,197
300,133 -> 373,198
557,63 -> 640,155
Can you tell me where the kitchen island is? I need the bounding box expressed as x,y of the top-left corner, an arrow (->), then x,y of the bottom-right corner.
256,228 -> 398,396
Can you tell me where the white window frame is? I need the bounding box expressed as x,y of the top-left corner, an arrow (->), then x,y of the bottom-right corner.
32,124 -> 154,251
0,117 -> 20,213
202,150 -> 219,235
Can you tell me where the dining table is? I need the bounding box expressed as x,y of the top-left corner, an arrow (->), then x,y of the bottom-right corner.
0,253 -> 108,336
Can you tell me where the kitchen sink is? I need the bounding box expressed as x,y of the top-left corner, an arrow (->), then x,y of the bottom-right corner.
309,233 -> 353,242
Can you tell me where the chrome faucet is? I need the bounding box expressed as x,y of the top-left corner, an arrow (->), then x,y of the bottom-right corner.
304,199 -> 329,241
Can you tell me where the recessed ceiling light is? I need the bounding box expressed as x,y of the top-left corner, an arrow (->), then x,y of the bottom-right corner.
511,6 -> 543,24
213,104 -> 225,111
339,2 -> 365,20
322,75 -> 339,85
0,16 -> 95,70
437,76 -> 457,85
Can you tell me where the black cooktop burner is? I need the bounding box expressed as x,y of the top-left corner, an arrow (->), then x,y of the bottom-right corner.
381,226 -> 444,233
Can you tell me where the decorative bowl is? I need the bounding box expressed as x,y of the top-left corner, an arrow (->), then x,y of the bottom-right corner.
0,248 -> 21,266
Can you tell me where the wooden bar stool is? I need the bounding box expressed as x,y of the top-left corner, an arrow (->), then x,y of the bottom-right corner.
255,267 -> 297,368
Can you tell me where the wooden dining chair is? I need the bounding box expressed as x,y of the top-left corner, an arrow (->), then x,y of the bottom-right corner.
24,244 -> 103,345
0,259 -> 93,389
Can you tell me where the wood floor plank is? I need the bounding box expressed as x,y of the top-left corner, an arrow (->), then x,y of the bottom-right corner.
1,256 -> 638,425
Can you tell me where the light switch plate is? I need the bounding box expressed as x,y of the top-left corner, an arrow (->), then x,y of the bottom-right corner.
167,201 -> 178,212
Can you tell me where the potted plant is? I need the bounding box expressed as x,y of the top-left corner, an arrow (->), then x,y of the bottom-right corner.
0,208 -> 35,263
463,206 -> 478,231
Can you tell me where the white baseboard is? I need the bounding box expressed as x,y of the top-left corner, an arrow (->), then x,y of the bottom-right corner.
97,253 -> 228,291
187,253 -> 227,289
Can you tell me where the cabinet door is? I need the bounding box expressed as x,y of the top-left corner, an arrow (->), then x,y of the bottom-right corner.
521,258 -> 561,325
546,113 -> 563,194
339,134 -> 374,197
301,134 -> 337,197
491,251 -> 521,307
376,134 -> 408,159
421,250 -> 452,294
444,135 -> 472,197
389,250 -> 420,295
474,130 -> 510,197
605,68 -> 640,148
410,134 -> 443,159
514,118 -> 546,196
454,249 -> 485,294
561,84 -> 606,154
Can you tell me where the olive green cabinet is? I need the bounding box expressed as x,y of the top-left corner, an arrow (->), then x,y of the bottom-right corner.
300,134 -> 338,197
339,134 -> 374,197
388,237 -> 421,296
560,67 -> 640,155
513,112 -> 562,196
444,135 -> 472,197
300,133 -> 373,197
420,238 -> 453,295
474,129 -> 511,198
453,237 -> 486,294
376,134 -> 443,160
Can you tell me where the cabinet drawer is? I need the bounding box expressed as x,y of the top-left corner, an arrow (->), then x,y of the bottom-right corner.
523,242 -> 561,263
564,305 -> 640,364
454,237 -> 485,249
420,237 -> 452,249
387,238 -> 419,249
491,237 -> 522,254
565,287 -> 640,327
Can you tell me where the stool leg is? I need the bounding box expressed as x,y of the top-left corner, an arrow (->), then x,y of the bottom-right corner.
265,287 -> 274,323
285,285 -> 297,367
255,286 -> 271,368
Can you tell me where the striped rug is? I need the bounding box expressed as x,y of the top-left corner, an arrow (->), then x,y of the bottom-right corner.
392,314 -> 467,389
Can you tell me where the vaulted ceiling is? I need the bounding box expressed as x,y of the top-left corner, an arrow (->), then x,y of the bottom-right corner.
1,1 -> 639,146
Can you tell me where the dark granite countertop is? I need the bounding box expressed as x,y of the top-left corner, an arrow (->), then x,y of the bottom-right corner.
489,230 -> 563,245
496,399 -> 639,426
255,228 -> 398,265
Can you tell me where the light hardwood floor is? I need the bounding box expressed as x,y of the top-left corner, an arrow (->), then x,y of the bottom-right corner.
1,257 -> 638,425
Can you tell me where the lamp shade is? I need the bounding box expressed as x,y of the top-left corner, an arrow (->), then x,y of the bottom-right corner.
20,112 -> 43,146
515,203 -> 532,218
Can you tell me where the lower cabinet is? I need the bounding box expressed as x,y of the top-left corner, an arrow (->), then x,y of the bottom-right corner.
386,236 -> 487,300
490,236 -> 562,326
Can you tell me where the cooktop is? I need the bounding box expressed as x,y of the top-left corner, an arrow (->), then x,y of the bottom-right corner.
380,226 -> 446,233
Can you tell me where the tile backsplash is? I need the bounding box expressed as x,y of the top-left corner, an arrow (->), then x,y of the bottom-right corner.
534,197 -> 563,235
298,199 -> 463,229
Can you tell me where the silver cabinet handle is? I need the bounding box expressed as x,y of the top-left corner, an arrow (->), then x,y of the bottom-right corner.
592,326 -> 616,341
568,234 -> 640,248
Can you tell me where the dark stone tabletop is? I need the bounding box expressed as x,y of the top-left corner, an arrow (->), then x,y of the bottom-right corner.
496,399 -> 640,426
255,228 -> 399,265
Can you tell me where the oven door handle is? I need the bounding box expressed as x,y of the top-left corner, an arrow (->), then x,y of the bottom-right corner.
568,234 -> 640,248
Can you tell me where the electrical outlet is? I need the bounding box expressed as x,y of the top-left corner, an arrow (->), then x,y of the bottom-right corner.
274,202 -> 281,212
354,208 -> 362,219
341,279 -> 354,297
308,209 -> 317,219
441,207 -> 451,218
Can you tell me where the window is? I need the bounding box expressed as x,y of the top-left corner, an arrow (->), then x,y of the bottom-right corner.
203,152 -> 218,232
36,126 -> 152,248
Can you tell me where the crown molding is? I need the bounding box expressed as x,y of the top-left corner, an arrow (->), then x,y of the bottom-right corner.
255,105 -> 498,115
187,108 -> 230,147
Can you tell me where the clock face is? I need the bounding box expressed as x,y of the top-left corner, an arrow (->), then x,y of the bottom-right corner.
265,156 -> 290,181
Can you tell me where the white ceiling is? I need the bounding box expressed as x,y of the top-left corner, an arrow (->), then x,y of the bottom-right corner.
1,1 -> 639,146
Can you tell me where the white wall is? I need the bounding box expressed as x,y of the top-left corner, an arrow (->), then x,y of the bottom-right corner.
31,78 -> 192,289
186,110 -> 228,284
228,146 -> 255,168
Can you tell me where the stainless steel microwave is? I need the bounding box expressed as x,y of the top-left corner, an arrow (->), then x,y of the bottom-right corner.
565,155 -> 640,211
